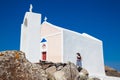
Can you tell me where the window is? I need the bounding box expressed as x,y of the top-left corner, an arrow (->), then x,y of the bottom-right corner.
24,18 -> 28,26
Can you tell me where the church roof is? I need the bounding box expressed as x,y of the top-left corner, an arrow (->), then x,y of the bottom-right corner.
41,21 -> 102,44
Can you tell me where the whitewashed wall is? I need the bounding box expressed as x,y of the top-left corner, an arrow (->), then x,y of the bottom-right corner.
63,30 -> 105,76
20,12 -> 41,62
41,22 -> 62,62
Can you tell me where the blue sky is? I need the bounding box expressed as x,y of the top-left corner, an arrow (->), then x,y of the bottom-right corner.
0,0 -> 120,71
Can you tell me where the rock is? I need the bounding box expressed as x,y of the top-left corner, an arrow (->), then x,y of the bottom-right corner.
77,66 -> 82,72
75,72 -> 88,80
54,71 -> 66,80
55,63 -> 66,68
80,68 -> 89,76
74,68 -> 89,80
60,62 -> 79,80
0,50 -> 47,80
38,61 -> 54,70
92,78 -> 101,80
57,66 -> 63,71
46,66 -> 56,75
105,66 -> 120,77
53,62 -> 79,80
47,72 -> 56,80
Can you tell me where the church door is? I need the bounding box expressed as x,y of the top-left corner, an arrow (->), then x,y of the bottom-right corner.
42,52 -> 46,61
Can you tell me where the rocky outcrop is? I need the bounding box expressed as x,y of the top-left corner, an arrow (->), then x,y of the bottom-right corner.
53,62 -> 79,80
0,51 -> 47,80
38,61 -> 97,80
105,66 -> 120,77
0,50 -> 109,80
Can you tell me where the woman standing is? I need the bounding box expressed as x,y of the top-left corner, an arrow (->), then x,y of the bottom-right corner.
76,53 -> 82,67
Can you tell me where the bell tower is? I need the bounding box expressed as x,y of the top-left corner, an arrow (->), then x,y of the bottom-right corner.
20,4 -> 41,62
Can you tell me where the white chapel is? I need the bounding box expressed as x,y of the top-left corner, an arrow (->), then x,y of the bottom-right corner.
20,4 -> 120,80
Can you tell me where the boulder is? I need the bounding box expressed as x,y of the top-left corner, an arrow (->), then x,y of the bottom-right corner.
38,61 -> 54,70
75,72 -> 88,80
57,66 -> 63,71
105,66 -> 120,77
47,72 -> 56,80
55,63 -> 66,68
46,66 -> 56,75
53,62 -> 79,80
0,50 -> 47,80
59,62 -> 79,80
80,68 -> 89,76
54,71 -> 66,80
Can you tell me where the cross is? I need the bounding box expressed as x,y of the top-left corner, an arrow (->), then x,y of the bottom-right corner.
29,4 -> 33,12
44,17 -> 47,22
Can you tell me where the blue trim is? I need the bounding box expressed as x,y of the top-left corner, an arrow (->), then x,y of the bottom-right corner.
41,38 -> 47,43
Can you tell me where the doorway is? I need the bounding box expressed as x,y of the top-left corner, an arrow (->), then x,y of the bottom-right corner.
42,52 -> 46,61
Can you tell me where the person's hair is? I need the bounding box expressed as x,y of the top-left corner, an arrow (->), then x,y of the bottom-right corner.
77,53 -> 80,56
